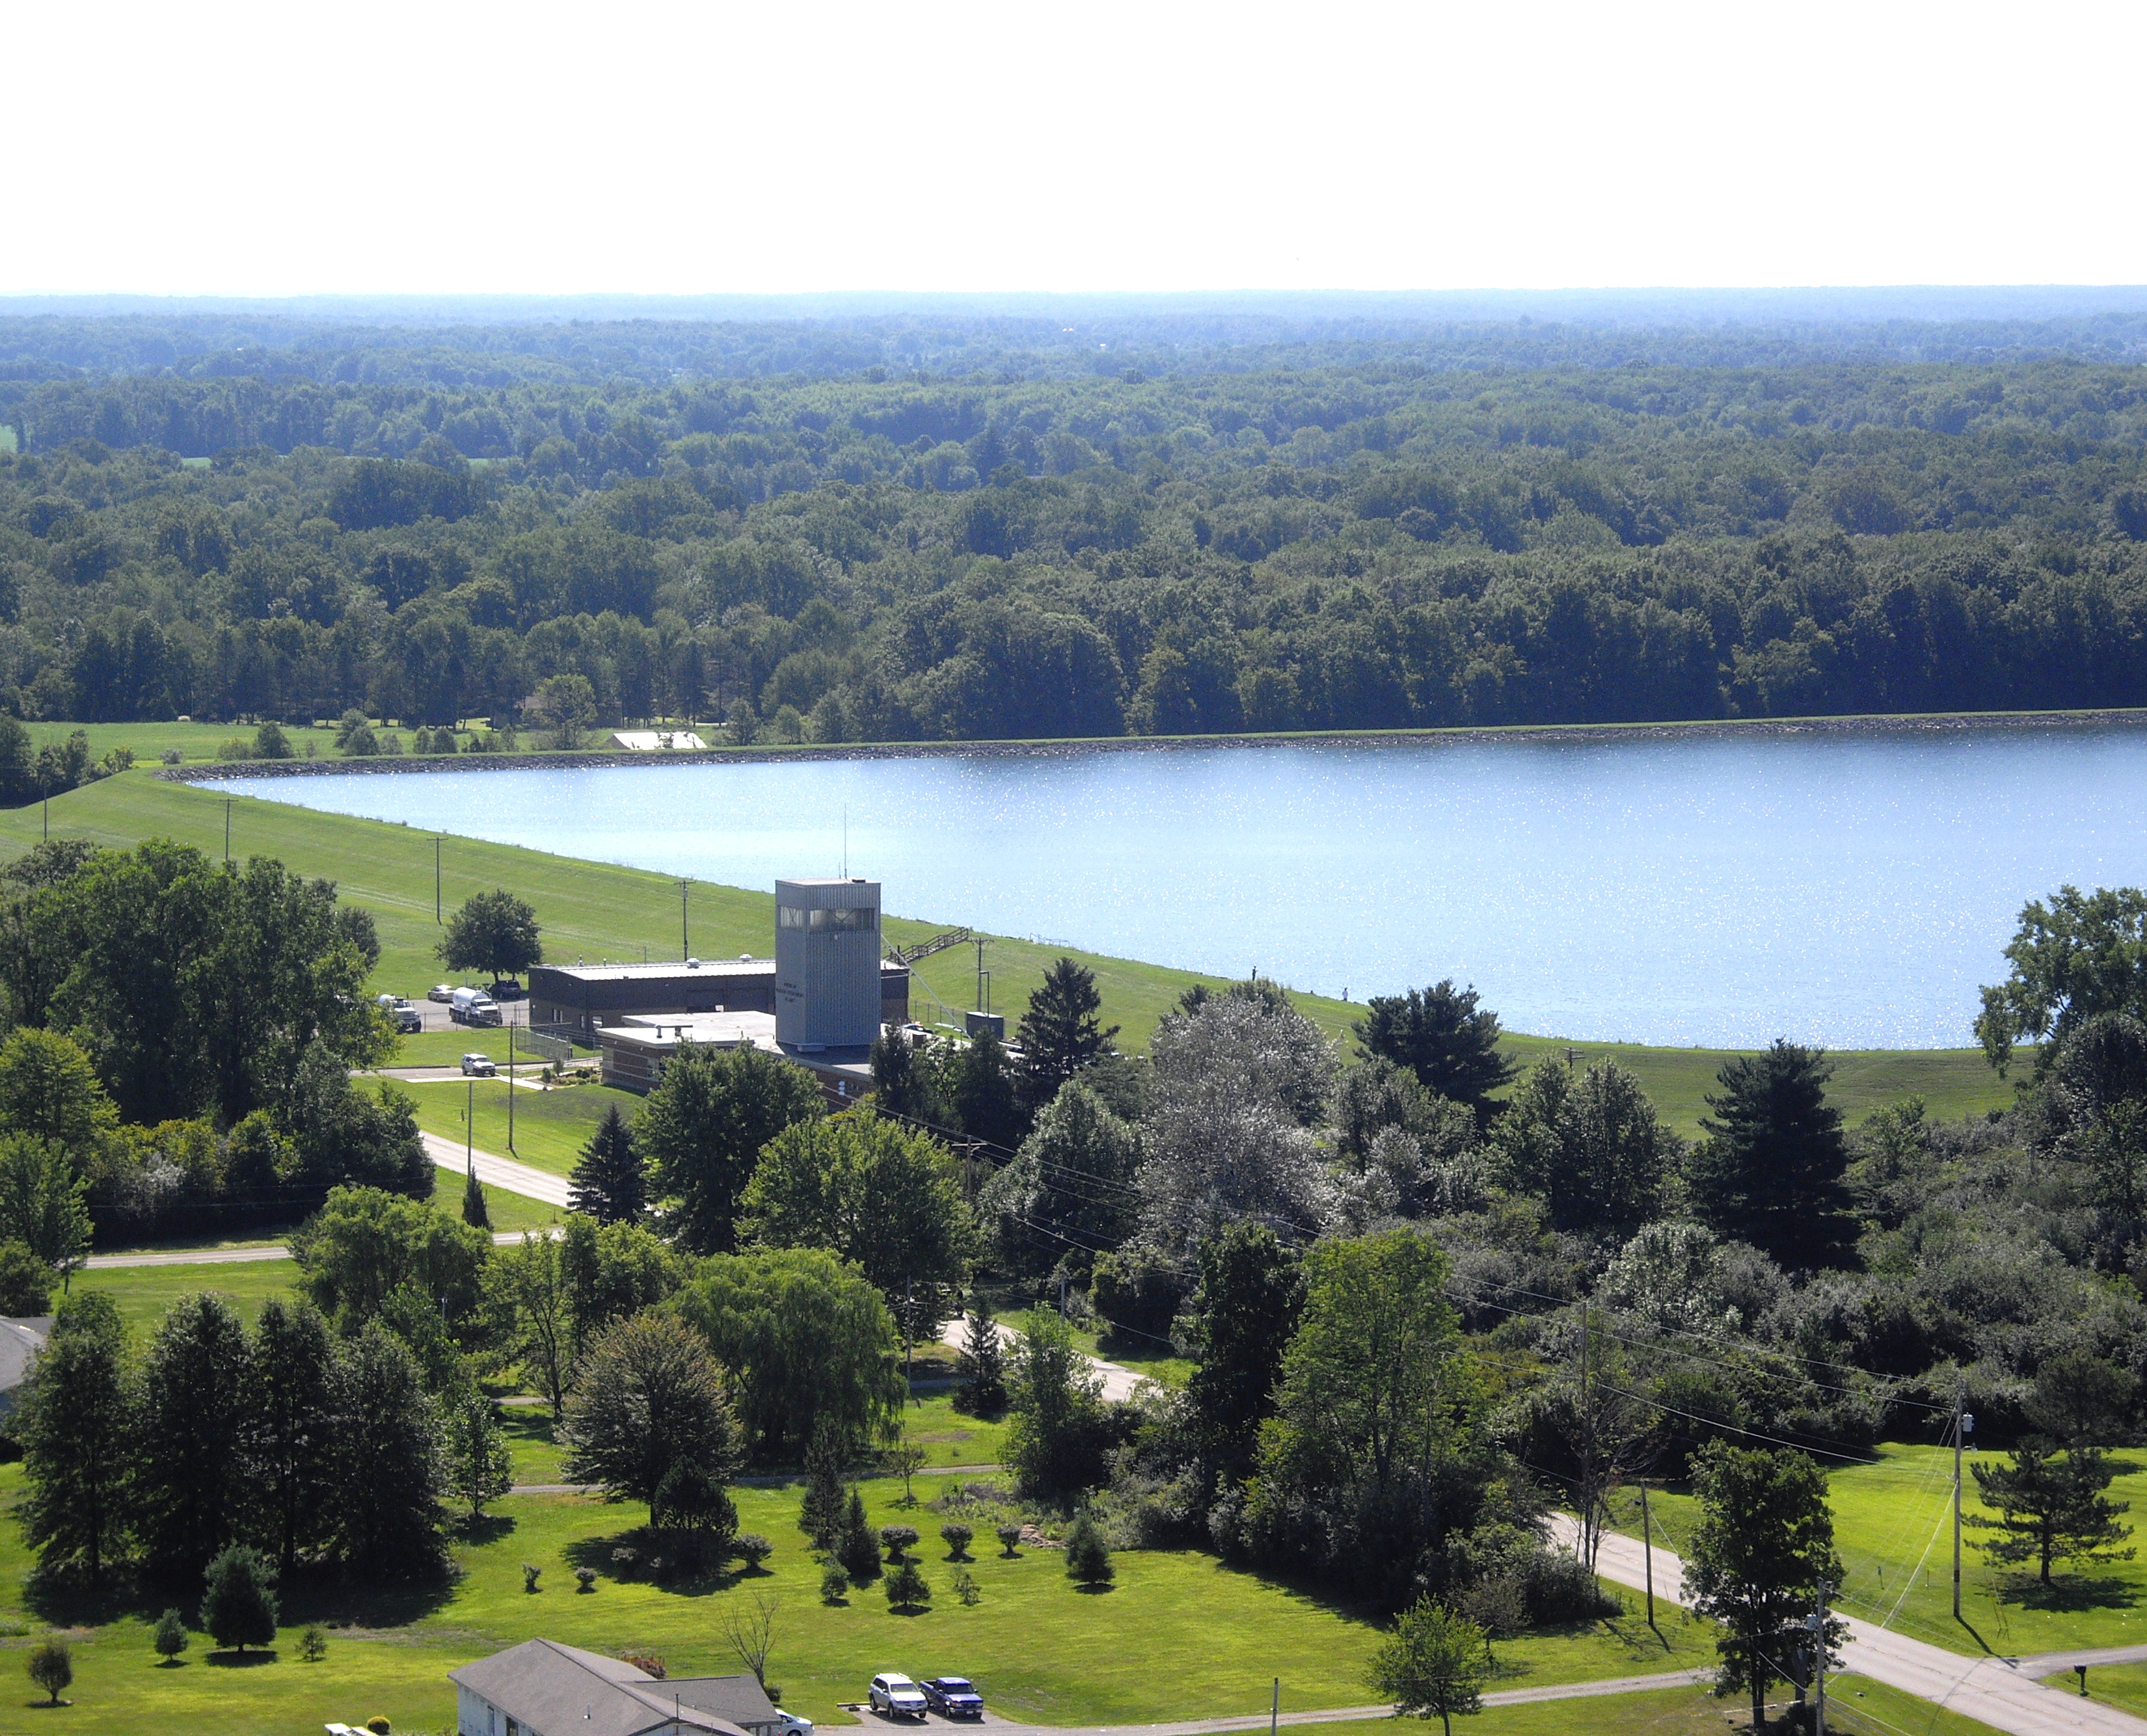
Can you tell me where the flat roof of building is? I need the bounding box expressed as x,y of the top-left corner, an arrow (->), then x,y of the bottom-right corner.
534,957 -> 906,983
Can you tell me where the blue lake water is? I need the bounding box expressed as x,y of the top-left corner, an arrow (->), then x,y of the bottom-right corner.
211,725 -> 2147,1049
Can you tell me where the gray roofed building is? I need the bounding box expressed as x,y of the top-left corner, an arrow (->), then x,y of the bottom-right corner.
450,1638 -> 783,1736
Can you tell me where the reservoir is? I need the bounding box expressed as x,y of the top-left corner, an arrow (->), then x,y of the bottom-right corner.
210,723 -> 2147,1050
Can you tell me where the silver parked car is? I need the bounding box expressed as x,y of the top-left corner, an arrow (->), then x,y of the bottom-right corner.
460,1052 -> 497,1077
869,1674 -> 928,1721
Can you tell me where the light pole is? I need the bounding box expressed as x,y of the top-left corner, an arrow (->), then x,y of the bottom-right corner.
435,836 -> 443,924
680,877 -> 690,959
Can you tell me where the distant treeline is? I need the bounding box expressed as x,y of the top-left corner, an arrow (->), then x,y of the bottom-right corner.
3,343 -> 2147,736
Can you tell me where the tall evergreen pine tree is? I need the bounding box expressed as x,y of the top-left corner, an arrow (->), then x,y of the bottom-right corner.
461,1163 -> 490,1228
569,1104 -> 645,1223
1688,1039 -> 1856,1268
1016,957 -> 1119,1105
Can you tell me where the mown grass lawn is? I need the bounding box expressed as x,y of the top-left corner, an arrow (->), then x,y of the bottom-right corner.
2045,1659 -> 2147,1718
0,1462 -> 1744,1736
72,1257 -> 299,1334
0,769 -> 2021,1130
404,1072 -> 640,1177
1610,1442 -> 2147,1659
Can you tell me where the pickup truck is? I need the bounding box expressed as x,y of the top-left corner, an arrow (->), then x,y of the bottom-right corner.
460,1053 -> 498,1077
375,995 -> 423,1034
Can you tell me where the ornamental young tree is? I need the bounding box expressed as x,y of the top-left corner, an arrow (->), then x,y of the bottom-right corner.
437,889 -> 543,986
638,1041 -> 823,1254
1971,1440 -> 2135,1584
485,1231 -> 572,1416
956,1292 -> 1008,1414
1353,980 -> 1516,1116
1688,1041 -> 1856,1269
200,1545 -> 280,1653
461,1164 -> 490,1229
562,1313 -> 744,1529
445,1394 -> 515,1522
1368,1599 -> 1491,1736
569,1103 -> 646,1223
1016,957 -> 1120,1108
1682,1441 -> 1846,1734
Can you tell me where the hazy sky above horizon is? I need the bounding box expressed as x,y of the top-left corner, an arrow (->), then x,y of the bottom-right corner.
10,0 -> 2140,297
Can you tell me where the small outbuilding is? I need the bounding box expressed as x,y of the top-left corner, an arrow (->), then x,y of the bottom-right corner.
452,1638 -> 783,1736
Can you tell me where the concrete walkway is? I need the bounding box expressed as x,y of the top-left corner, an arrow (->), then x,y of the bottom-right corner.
419,1131 -> 574,1208
1552,1514 -> 2147,1735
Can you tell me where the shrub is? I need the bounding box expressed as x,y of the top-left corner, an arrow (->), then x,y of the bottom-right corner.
152,1607 -> 188,1663
736,1532 -> 773,1570
820,1565 -> 850,1604
884,1560 -> 931,1610
1064,1513 -> 1114,1587
522,1562 -> 543,1592
952,1566 -> 982,1606
611,1546 -> 639,1578
996,1522 -> 1023,1556
254,721 -> 293,760
26,1638 -> 70,1705
299,1623 -> 329,1662
1459,1574 -> 1527,1638
880,1523 -> 920,1562
158,749 -> 182,766
367,1720 -> 392,1735
624,1653 -> 666,1679
574,1566 -> 597,1592
0,1240 -> 53,1315
941,1521 -> 974,1560
837,1507 -> 883,1582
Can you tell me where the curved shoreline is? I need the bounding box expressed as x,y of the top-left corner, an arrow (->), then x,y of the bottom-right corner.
159,704 -> 2147,782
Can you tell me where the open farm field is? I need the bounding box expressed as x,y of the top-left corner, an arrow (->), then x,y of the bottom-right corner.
1609,1443 -> 2147,1659
0,1467 -> 1710,1735
0,769 -> 2018,1132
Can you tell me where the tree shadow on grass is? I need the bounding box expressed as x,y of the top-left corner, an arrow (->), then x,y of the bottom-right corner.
206,1649 -> 279,1667
560,1527 -> 743,1598
1072,1582 -> 1115,1595
453,1514 -> 517,1549
1997,1573 -> 2139,1614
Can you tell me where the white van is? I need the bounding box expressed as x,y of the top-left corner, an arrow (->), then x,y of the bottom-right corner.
450,987 -> 502,1026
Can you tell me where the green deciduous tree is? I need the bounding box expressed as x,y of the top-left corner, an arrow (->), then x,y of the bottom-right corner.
1683,1441 -> 1845,1733
445,1395 -> 515,1522
673,1246 -> 903,1464
1184,1223 -> 1304,1478
1688,1041 -> 1855,1269
1971,1441 -> 2135,1584
1353,981 -> 1515,1115
1005,1310 -> 1113,1499
135,1291 -> 256,1581
569,1103 -> 645,1223
437,888 -> 543,985
200,1545 -> 279,1653
1488,1060 -> 1680,1236
290,1186 -> 490,1335
563,1313 -> 743,1529
0,1239 -> 54,1314
1016,956 -> 1119,1108
0,1026 -> 116,1166
978,1080 -> 1141,1275
1368,1598 -> 1491,1736
17,1290 -> 131,1586
0,1134 -> 90,1275
559,1214 -> 682,1357
486,1230 -> 572,1416
329,1324 -> 448,1579
26,1638 -> 72,1705
638,1041 -> 823,1254
740,1110 -> 977,1325
250,1296 -> 338,1575
1978,885 -> 2147,1075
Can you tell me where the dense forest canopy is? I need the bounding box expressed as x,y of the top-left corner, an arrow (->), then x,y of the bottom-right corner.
3,301 -> 2147,736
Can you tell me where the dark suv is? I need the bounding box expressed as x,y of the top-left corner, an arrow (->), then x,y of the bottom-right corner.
921,1679 -> 983,1719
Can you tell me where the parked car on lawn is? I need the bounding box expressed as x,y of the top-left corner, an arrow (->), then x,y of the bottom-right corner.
460,1053 -> 497,1076
921,1679 -> 983,1719
869,1674 -> 928,1720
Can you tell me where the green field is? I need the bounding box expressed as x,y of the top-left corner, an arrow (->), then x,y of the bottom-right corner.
1,768 -> 2019,1134
0,1464 -> 1714,1735
405,1073 -> 638,1178
2047,1660 -> 2147,1718
1610,1443 -> 2147,1659
71,1258 -> 299,1335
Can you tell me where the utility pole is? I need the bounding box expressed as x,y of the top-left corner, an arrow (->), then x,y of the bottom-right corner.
466,1076 -> 474,1173
1578,1309 -> 1595,1570
506,1021 -> 515,1153
973,937 -> 988,1013
41,793 -> 47,842
1811,1579 -> 1832,1736
224,797 -> 232,862
680,878 -> 690,959
1640,1480 -> 1656,1633
435,836 -> 442,923
1953,1387 -> 1976,1620
1269,1679 -> 1278,1736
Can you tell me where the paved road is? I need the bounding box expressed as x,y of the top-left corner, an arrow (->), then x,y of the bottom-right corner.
937,1318 -> 1151,1403
419,1131 -> 573,1207
87,1225 -> 552,1270
1552,1514 -> 2147,1735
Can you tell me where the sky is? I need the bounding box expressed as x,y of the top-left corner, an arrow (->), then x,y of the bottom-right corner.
8,0 -> 2141,297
